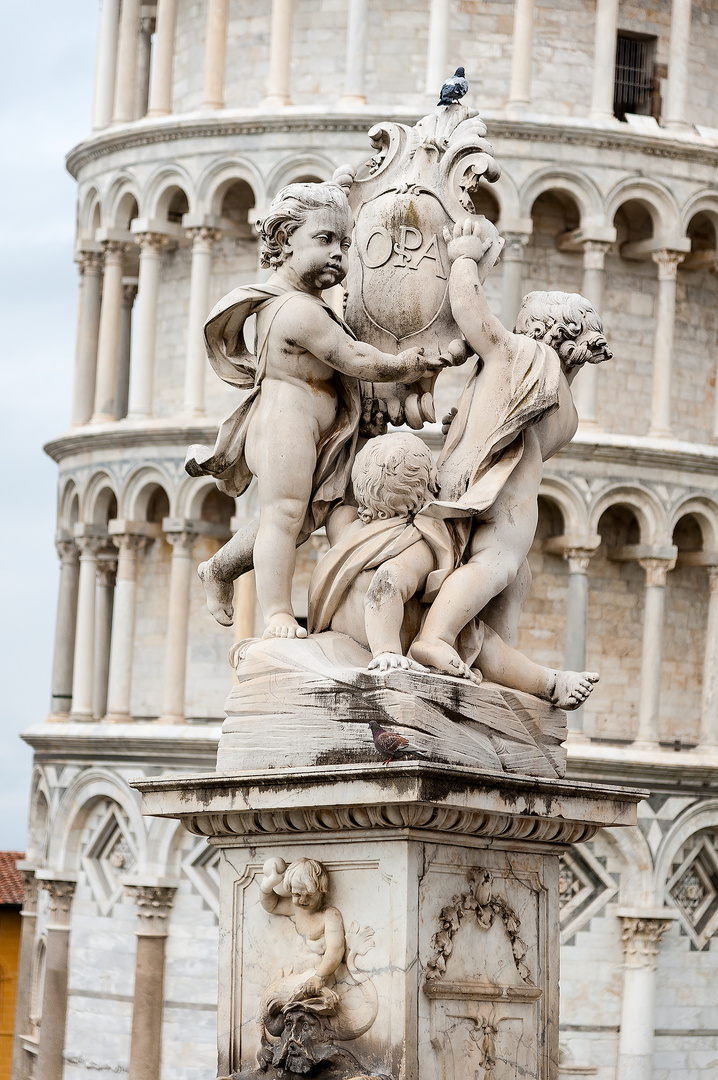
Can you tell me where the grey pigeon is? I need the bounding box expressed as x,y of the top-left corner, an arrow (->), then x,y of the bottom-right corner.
368,720 -> 428,764
437,67 -> 468,107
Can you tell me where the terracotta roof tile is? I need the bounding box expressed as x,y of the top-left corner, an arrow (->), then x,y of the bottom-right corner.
0,852 -> 25,905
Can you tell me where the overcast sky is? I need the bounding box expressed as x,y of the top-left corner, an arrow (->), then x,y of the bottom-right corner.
0,4 -> 99,849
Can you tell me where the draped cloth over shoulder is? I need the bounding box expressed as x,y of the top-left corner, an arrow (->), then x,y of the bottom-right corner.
185,282 -> 362,544
419,336 -> 561,523
308,514 -> 458,635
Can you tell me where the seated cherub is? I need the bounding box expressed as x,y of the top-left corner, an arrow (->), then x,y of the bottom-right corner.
259,857 -> 345,997
308,433 -> 598,710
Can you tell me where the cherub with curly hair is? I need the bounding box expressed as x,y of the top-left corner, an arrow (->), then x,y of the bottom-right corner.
409,217 -> 610,688
186,177 -> 446,639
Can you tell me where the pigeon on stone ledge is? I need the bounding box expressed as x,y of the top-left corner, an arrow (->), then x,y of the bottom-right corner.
369,720 -> 428,764
437,67 -> 468,107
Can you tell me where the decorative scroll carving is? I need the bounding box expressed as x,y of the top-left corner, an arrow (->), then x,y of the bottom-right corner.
425,870 -> 532,986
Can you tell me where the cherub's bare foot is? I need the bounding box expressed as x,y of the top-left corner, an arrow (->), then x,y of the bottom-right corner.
409,639 -> 482,685
368,652 -> 428,674
262,614 -> 308,639
198,561 -> 234,627
548,670 -> 599,710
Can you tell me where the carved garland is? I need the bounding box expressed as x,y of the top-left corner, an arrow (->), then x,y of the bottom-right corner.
425,871 -> 532,985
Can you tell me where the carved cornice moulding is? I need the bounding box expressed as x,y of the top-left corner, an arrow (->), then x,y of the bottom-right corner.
131,761 -> 643,848
65,111 -> 718,178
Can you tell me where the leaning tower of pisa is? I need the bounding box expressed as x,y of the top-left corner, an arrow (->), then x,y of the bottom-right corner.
14,2 -> 718,1079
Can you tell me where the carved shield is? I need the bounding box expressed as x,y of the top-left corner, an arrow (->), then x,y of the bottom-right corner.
342,105 -> 501,426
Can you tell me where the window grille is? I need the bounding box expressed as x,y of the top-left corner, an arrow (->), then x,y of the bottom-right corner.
613,32 -> 657,122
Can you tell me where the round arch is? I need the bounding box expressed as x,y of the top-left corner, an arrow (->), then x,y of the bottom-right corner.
588,483 -> 668,546
143,164 -> 196,220
103,174 -> 140,228
604,177 -> 680,241
176,474 -> 236,521
679,190 -> 718,239
669,495 -> 718,553
47,767 -> 148,874
197,157 -> 265,217
80,471 -> 118,526
78,185 -> 101,235
265,153 -> 338,198
653,799 -> 718,904
120,464 -> 175,520
539,475 -> 591,537
59,479 -> 80,532
519,167 -> 604,228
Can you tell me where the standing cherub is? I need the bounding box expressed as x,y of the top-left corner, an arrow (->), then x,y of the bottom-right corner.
186,178 -> 446,639
259,857 -> 346,997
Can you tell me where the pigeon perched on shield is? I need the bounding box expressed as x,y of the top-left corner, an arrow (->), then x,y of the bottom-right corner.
437,67 -> 468,106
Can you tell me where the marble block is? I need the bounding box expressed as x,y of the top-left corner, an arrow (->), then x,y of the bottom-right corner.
134,763 -> 643,1080
220,633 -> 567,779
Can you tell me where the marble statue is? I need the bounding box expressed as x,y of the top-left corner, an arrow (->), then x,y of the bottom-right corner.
187,176 -> 447,639
187,103 -> 613,778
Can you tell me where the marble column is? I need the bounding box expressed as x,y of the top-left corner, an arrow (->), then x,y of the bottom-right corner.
128,232 -> 168,420
115,281 -> 137,420
590,0 -> 619,122
264,0 -> 294,107
425,0 -> 449,97
184,227 -> 221,416
93,554 -> 118,720
159,529 -> 197,723
112,0 -> 141,124
126,886 -> 176,1080
11,871 -> 39,1080
700,566 -> 718,745
147,0 -> 178,117
340,0 -> 368,107
49,540 -> 80,717
649,250 -> 684,438
664,0 -> 693,132
105,534 -> 149,723
574,240 -> 611,427
564,548 -> 596,734
70,536 -> 104,721
636,556 -> 675,745
71,252 -> 103,427
135,15 -> 155,119
35,880 -> 76,1080
501,232 -> 530,329
93,240 -> 128,423
507,0 -> 535,114
92,0 -> 121,130
616,916 -> 673,1080
202,0 -> 229,110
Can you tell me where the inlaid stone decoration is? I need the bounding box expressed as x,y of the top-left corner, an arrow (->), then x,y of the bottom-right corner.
557,846 -> 618,943
667,831 -> 718,949
82,803 -> 137,915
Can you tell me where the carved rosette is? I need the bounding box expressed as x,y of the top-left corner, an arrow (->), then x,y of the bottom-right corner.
620,917 -> 672,971
126,884 -> 176,936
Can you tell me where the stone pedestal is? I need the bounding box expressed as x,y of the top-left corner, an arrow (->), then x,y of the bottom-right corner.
135,763 -> 641,1080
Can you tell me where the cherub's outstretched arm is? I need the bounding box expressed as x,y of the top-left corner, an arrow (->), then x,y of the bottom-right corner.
286,302 -> 445,383
259,857 -> 293,916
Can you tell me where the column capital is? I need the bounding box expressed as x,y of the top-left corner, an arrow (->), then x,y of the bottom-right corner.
543,533 -> 601,571
652,249 -> 685,280
75,534 -> 106,558
40,878 -> 76,927
139,14 -> 156,34
55,536 -> 79,563
581,239 -> 612,270
134,231 -> 171,255
501,231 -> 531,260
638,556 -> 677,587
619,913 -> 674,970
164,529 -> 199,553
122,280 -> 139,306
20,870 -> 39,914
101,238 -> 131,266
185,224 -> 222,250
77,249 -> 104,276
96,552 -> 118,586
126,884 -> 176,935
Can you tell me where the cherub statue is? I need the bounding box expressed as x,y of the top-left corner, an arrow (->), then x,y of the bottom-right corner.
308,433 -> 598,710
408,217 -> 612,682
186,178 -> 446,640
259,857 -> 346,997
